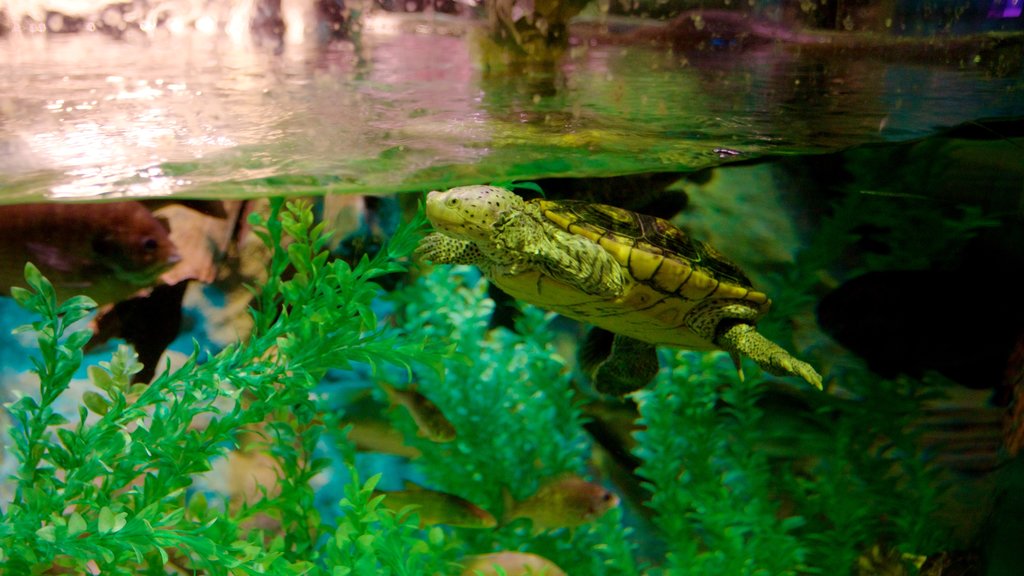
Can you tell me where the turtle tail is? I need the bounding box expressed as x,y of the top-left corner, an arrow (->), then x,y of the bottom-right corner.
716,322 -> 823,390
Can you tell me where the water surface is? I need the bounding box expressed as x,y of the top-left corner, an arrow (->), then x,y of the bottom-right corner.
1,11 -> 1022,202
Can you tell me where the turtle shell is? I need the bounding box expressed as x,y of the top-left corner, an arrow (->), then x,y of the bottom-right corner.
505,198 -> 772,349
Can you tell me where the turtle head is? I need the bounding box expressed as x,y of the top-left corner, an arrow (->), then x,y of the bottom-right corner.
425,186 -> 525,245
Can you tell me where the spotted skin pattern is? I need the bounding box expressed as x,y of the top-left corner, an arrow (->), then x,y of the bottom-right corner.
417,186 -> 823,392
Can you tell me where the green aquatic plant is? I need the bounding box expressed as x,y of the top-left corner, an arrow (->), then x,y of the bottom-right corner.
384,265 -> 640,575
634,352 -> 808,576
0,189 -> 964,576
642,187 -> 966,575
326,470 -> 458,576
0,199 -> 455,575
633,348 -> 950,575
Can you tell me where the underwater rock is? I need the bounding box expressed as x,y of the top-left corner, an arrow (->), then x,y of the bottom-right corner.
182,199 -> 275,348
324,194 -> 407,290
477,0 -> 592,70
632,9 -> 826,52
250,0 -> 286,49
0,201 -> 179,306
459,551 -> 567,576
152,200 -> 246,287
838,118 -> 1024,215
1005,334 -> 1024,456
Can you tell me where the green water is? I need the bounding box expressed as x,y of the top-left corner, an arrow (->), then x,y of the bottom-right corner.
2,11 -> 1022,202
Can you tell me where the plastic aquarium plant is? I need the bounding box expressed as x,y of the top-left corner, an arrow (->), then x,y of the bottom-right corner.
374,189 -> 958,574
383,265 -> 639,575
0,191 -> 962,576
626,189 -> 966,575
0,199 -> 456,575
633,351 -> 808,576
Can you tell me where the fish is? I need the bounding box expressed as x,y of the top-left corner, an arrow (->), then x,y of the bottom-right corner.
0,202 -> 180,305
85,200 -> 248,383
503,474 -> 620,533
459,552 -> 567,576
87,283 -> 189,384
375,481 -> 497,529
344,417 -> 423,459
379,382 -> 456,443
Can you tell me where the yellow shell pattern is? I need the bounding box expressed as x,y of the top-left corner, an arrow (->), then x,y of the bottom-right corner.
489,199 -> 772,349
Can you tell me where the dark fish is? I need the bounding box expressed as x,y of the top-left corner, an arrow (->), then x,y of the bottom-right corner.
0,202 -> 180,305
85,200 -> 246,384
88,283 -> 188,384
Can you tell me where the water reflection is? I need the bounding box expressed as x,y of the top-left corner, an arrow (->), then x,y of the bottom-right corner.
0,6 -> 1021,202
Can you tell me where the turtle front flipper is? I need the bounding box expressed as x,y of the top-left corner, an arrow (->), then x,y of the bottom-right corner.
493,209 -> 626,297
715,322 -> 823,390
580,328 -> 659,395
416,232 -> 486,265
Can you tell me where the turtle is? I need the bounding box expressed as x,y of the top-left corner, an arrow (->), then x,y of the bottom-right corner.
415,185 -> 822,395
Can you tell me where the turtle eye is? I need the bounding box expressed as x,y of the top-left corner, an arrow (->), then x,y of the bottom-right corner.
446,197 -> 459,207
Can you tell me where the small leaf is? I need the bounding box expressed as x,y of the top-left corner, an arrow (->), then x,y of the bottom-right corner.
60,295 -> 98,313
64,329 -> 93,352
36,524 -> 57,543
67,512 -> 87,535
46,412 -> 69,427
362,473 -> 382,494
88,366 -> 116,393
97,507 -> 115,534
82,391 -> 110,416
355,533 -> 375,550
56,427 -> 79,451
111,511 -> 128,533
508,180 -> 545,195
96,545 -> 114,564
23,262 -> 46,290
9,286 -> 34,307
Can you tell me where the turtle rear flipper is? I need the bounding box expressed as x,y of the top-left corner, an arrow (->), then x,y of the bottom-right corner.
716,322 -> 823,389
580,328 -> 659,395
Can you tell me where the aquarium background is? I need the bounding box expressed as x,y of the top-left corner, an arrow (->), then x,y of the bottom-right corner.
1,0 -> 1023,574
